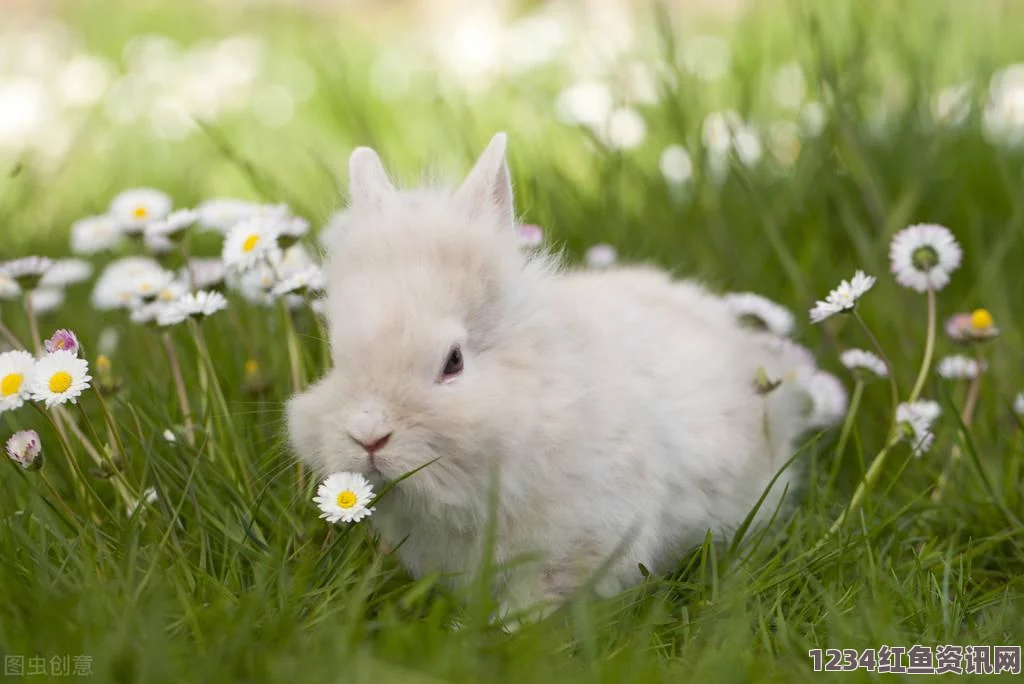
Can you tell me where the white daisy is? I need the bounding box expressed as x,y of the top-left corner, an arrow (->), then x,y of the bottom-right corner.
196,198 -> 260,233
809,271 -> 876,323
70,215 -> 123,255
181,258 -> 227,290
127,486 -> 159,517
0,274 -> 19,300
29,350 -> 91,408
516,224 -> 544,249
733,125 -> 763,167
156,290 -> 229,326
145,208 -> 198,241
803,370 -> 848,428
585,243 -> 617,269
222,217 -> 282,271
896,400 -> 941,457
724,292 -> 795,337
28,288 -> 65,315
659,145 -> 694,185
271,265 -> 325,296
130,301 -> 171,325
109,188 -> 172,234
889,223 -> 962,293
1014,391 -> 1024,416
0,256 -> 53,290
313,472 -> 376,524
230,262 -> 278,306
0,350 -> 36,414
163,429 -> 176,443
6,429 -> 42,470
936,354 -> 985,381
275,212 -> 310,244
91,257 -> 172,310
39,258 -> 93,288
144,231 -> 176,255
839,349 -> 888,379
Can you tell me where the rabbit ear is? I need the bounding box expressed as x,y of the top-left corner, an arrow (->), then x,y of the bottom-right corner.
455,133 -> 514,227
348,147 -> 396,208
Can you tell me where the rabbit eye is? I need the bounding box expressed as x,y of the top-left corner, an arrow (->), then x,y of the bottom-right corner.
441,345 -> 463,379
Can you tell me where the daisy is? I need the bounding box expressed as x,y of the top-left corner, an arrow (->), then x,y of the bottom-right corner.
92,257 -> 169,310
144,231 -> 175,255
44,329 -> 81,356
967,308 -> 999,340
724,292 -> 795,337
271,265 -> 325,297
196,198 -> 260,233
889,223 -> 962,293
896,400 -> 941,457
181,259 -> 226,290
145,208 -> 198,242
839,348 -> 888,379
6,429 -> 42,470
803,370 -> 848,428
230,263 -> 278,306
0,350 -> 36,414
314,472 -> 376,524
130,268 -> 176,303
276,213 -> 310,248
0,256 -> 53,290
809,271 -> 876,323
28,288 -> 65,315
127,486 -> 159,517
70,215 -> 123,255
130,301 -> 171,326
29,350 -> 92,408
109,188 -> 172,235
936,354 -> 985,380
1014,391 -> 1024,416
39,258 -> 93,288
659,145 -> 694,185
516,224 -> 544,249
157,290 -> 229,326
585,243 -> 618,269
222,217 -> 282,271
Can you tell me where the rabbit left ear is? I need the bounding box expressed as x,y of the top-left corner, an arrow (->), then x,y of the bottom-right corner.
348,146 -> 396,209
454,133 -> 514,227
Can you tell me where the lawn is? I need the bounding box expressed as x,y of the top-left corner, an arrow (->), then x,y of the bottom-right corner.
1,0 -> 1023,681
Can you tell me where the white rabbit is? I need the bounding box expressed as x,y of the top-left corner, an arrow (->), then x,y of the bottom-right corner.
287,133 -> 840,621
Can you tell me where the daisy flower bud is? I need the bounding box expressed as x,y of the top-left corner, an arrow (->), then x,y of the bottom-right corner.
6,430 -> 43,471
0,256 -> 54,291
889,223 -> 962,292
314,472 -> 375,523
896,400 -> 941,457
44,329 -> 81,356
809,271 -> 875,323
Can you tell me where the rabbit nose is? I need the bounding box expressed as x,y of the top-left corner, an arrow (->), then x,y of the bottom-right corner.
349,432 -> 392,455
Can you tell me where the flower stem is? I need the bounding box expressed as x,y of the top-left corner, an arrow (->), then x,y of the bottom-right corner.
278,299 -> 306,497
0,317 -> 25,350
908,288 -> 937,403
932,346 -> 985,502
32,403 -> 106,523
161,332 -> 195,446
831,380 -> 864,476
23,295 -> 42,354
853,311 -> 900,438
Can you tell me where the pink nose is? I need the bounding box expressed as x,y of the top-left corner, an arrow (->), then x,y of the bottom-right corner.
350,432 -> 392,455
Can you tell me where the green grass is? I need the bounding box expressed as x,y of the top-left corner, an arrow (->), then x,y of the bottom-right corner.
2,0 -> 1024,681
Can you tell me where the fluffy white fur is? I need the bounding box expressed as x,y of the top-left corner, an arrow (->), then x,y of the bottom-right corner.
287,133 -> 838,621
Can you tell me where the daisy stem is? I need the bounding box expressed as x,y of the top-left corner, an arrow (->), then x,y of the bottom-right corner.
70,400 -> 134,508
0,317 -> 25,350
832,380 -> 864,466
23,294 -> 42,354
189,320 -> 253,498
824,432 -> 902,539
86,388 -> 137,504
853,311 -> 900,439
32,403 -> 106,524
907,288 -> 937,404
161,332 -> 195,446
38,468 -> 82,530
932,346 -> 985,502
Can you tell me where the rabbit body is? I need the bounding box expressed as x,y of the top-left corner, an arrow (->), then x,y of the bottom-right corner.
287,134 -> 827,619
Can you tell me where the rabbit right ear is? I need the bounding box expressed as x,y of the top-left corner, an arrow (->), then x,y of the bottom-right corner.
348,147 -> 396,209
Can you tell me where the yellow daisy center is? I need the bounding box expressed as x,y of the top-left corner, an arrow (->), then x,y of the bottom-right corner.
970,308 -> 993,330
244,359 -> 260,375
242,234 -> 260,252
336,490 -> 357,509
48,371 -> 73,394
1,373 -> 23,397
139,281 -> 153,293
133,206 -> 148,219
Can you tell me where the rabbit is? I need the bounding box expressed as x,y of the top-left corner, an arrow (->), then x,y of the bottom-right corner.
286,133 -> 840,623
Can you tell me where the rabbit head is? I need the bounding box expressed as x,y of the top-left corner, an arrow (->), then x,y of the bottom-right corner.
288,134 -> 549,512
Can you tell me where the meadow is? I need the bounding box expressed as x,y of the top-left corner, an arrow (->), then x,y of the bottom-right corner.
1,0 -> 1023,681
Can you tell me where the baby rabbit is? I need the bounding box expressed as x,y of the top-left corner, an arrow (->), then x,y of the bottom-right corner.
287,133 -> 838,622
